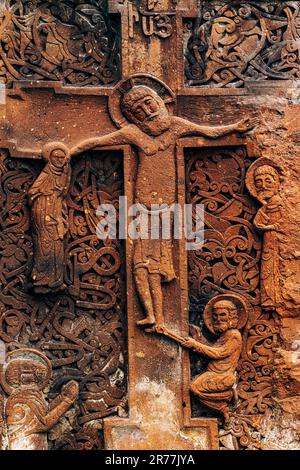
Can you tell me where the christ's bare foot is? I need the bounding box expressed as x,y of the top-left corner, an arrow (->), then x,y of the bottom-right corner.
136,316 -> 156,327
145,326 -> 156,333
155,323 -> 166,334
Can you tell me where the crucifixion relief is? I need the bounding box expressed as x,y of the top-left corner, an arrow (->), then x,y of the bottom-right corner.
69,75 -> 257,330
15,74 -> 256,450
0,0 -> 299,452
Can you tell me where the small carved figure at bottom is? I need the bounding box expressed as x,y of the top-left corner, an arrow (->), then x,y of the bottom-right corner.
0,348 -> 79,450
153,294 -> 248,423
184,295 -> 248,423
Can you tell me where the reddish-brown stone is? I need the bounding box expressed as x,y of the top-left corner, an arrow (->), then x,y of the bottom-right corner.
0,0 -> 299,451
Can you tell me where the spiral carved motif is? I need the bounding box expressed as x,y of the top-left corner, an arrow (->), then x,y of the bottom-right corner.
0,150 -> 126,450
185,1 -> 300,88
186,147 -> 278,449
0,0 -> 120,86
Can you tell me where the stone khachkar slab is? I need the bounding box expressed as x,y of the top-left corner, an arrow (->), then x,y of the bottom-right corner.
0,0 -> 299,451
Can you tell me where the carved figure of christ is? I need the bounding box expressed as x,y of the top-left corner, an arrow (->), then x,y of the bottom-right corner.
71,86 -> 257,328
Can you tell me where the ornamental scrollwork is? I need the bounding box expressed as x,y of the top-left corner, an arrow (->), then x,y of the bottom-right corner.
0,0 -> 120,86
186,147 -> 278,449
185,1 -> 300,87
0,150 -> 127,450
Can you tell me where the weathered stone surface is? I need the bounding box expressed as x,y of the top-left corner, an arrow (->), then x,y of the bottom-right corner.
0,0 -> 299,451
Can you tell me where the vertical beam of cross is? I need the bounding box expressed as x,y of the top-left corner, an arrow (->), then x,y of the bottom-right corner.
103,144 -> 218,450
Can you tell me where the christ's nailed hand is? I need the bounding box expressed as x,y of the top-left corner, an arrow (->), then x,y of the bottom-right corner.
235,116 -> 259,133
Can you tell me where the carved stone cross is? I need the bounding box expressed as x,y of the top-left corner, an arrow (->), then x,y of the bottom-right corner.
103,140 -> 220,450
92,72 -> 254,448
0,0 -> 253,447
1,0 -> 292,452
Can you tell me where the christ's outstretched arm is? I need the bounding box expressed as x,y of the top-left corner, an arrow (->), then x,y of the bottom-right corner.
70,128 -> 130,156
176,116 -> 258,139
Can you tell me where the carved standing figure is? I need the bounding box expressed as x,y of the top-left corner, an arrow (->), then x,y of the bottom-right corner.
246,158 -> 300,316
70,75 -> 257,328
28,142 -> 71,294
0,348 -> 79,450
182,295 -> 248,423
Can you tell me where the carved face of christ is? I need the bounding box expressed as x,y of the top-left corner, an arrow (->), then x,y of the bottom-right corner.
121,86 -> 172,136
129,95 -> 171,136
131,95 -> 160,122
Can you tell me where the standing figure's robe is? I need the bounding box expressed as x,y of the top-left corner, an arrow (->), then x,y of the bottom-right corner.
28,162 -> 71,293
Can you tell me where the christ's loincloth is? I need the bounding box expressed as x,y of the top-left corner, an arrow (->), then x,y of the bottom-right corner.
133,204 -> 176,283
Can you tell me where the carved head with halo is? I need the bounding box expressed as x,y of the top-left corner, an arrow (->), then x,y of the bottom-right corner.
0,349 -> 52,394
211,299 -> 239,333
120,85 -> 171,136
246,158 -> 283,204
203,294 -> 249,335
42,142 -> 70,170
109,73 -> 175,135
